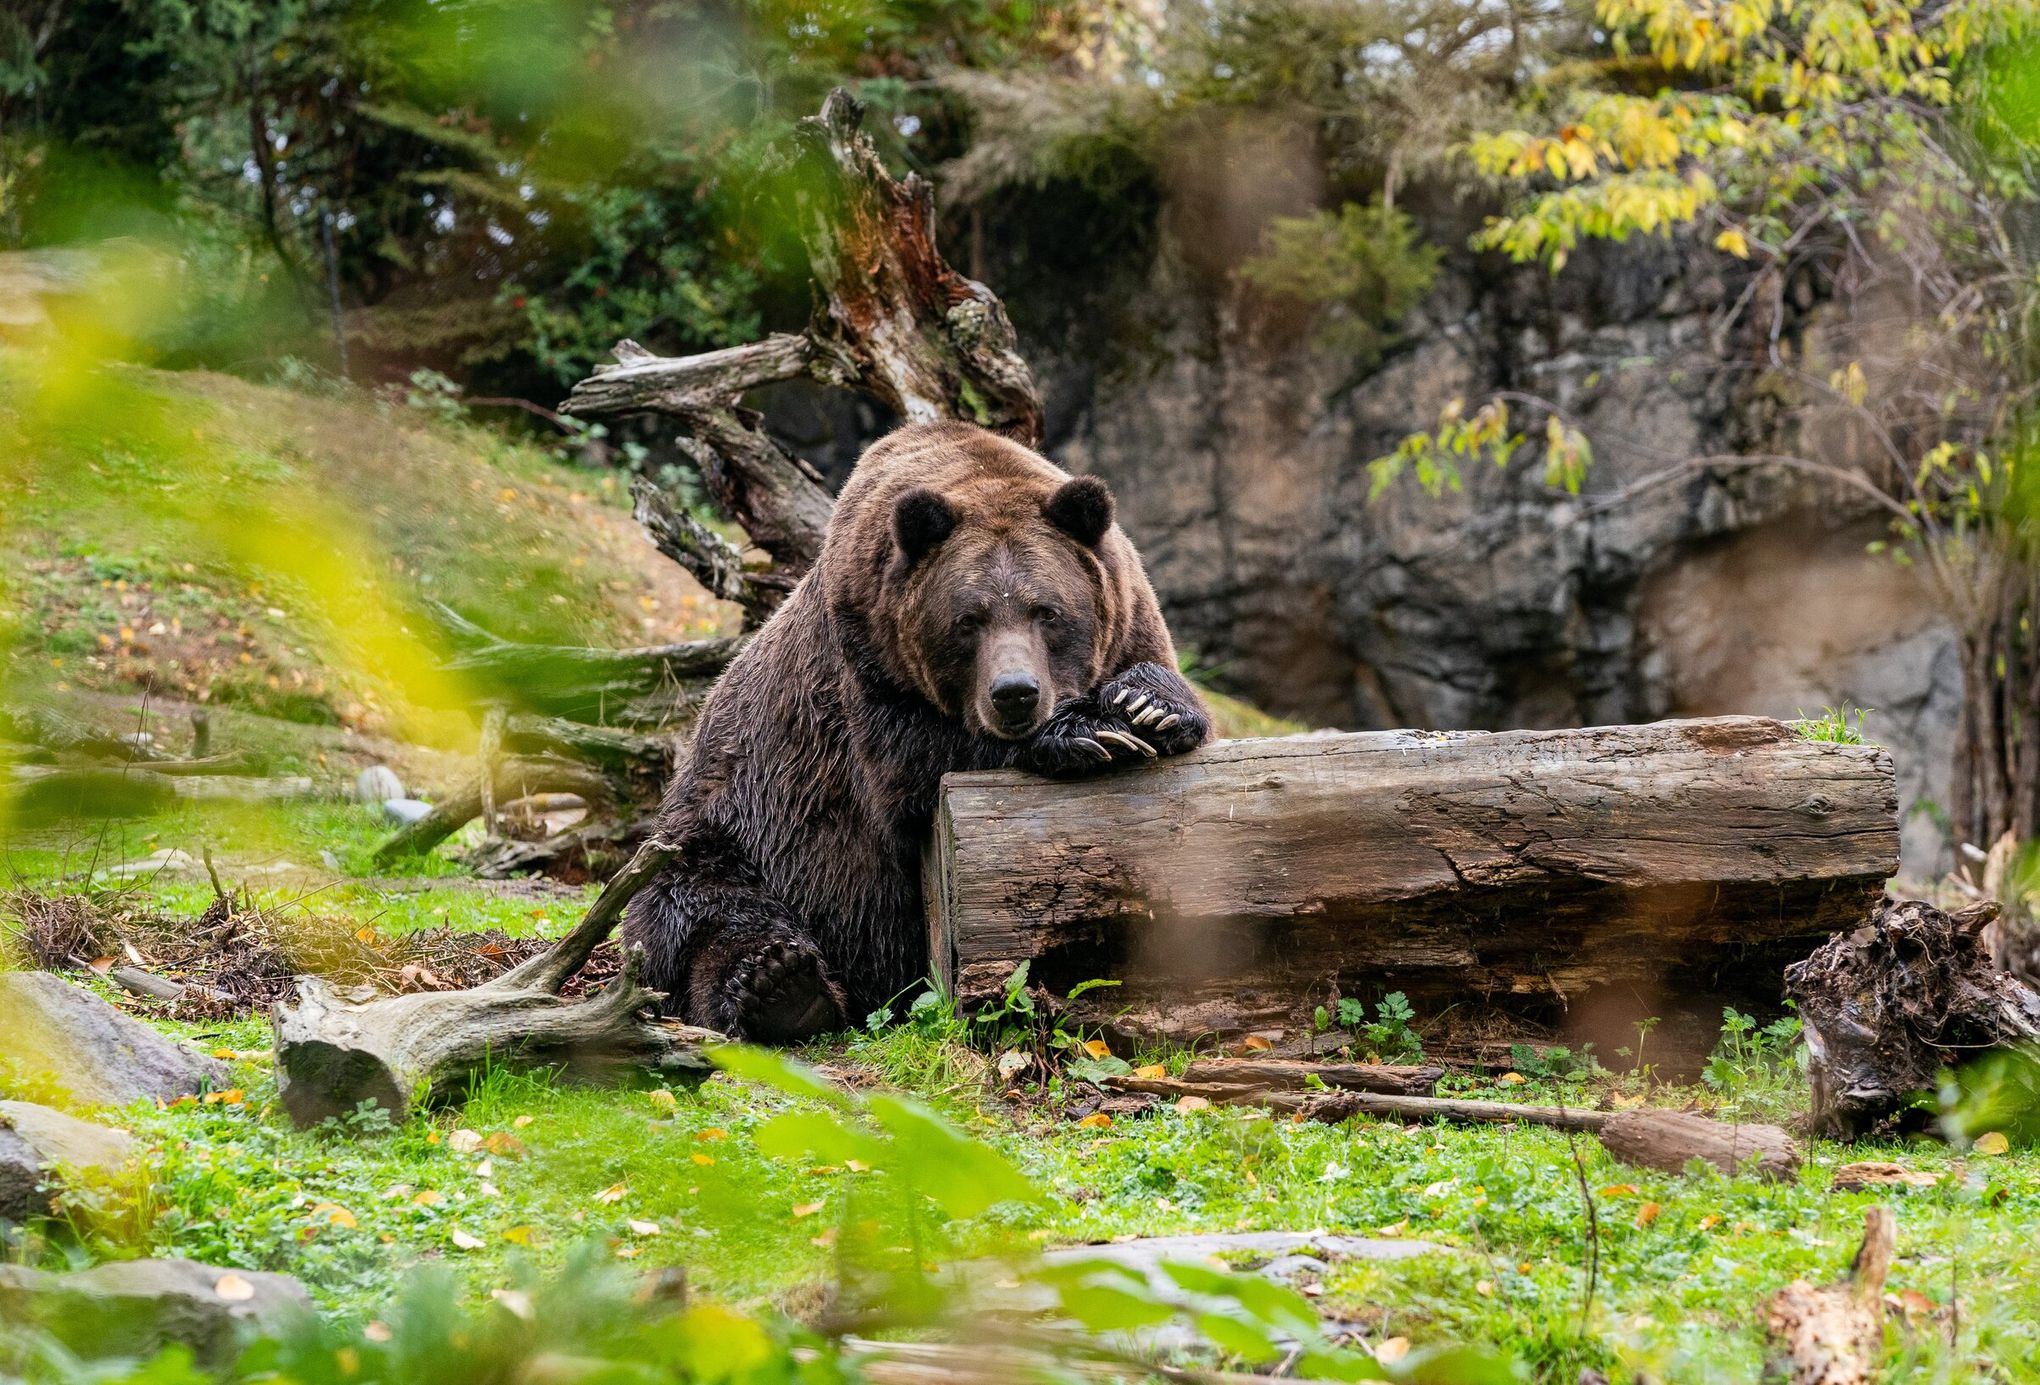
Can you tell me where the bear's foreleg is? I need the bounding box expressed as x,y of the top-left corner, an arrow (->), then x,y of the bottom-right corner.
624,872 -> 848,1042
1020,660 -> 1211,778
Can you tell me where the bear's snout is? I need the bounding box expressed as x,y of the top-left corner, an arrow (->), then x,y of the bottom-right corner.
989,671 -> 1041,730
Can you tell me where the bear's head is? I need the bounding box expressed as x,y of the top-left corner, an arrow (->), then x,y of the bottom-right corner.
826,424 -> 1137,741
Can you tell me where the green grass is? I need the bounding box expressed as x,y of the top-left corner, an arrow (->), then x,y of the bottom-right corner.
1788,704 -> 1876,745
6,813 -> 2040,1382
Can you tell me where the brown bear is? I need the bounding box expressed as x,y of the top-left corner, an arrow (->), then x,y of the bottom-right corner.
622,420 -> 1211,1040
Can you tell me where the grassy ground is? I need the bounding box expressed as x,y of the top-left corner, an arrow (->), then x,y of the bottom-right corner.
0,359 -> 724,742
4,804 -> 2038,1384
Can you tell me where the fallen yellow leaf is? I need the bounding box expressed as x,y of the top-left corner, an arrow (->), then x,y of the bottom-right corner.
413,1190 -> 443,1207
1497,1072 -> 1527,1086
792,1201 -> 826,1218
1377,1220 -> 1409,1237
1078,1113 -> 1112,1129
615,1245 -> 641,1259
449,1229 -> 483,1250
1975,1131 -> 2011,1156
1134,1064 -> 1168,1080
691,1153 -> 716,1166
512,1115 -> 536,1129
626,1219 -> 661,1237
1375,1337 -> 1410,1364
1082,1039 -> 1112,1060
311,1203 -> 357,1229
594,1183 -> 627,1205
696,1128 -> 728,1142
213,1274 -> 255,1302
446,1129 -> 483,1154
1599,1184 -> 1638,1197
646,1090 -> 677,1111
1634,1201 -> 1661,1228
1698,1214 -> 1722,1231
1242,1034 -> 1273,1052
1175,1095 -> 1212,1113
502,1225 -> 536,1245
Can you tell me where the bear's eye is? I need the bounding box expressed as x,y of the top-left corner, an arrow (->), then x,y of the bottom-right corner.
1032,606 -> 1061,625
955,612 -> 986,634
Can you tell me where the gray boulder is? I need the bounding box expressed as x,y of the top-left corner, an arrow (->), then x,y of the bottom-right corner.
0,972 -> 230,1107
0,1100 -> 134,1224
0,1258 -> 312,1369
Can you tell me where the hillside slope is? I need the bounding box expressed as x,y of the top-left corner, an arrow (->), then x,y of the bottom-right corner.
0,363 -> 721,739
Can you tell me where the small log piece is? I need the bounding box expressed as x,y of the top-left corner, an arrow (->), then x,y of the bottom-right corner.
272,840 -> 719,1127
1597,1108 -> 1800,1181
1785,895 -> 2040,1138
1762,1207 -> 1895,1385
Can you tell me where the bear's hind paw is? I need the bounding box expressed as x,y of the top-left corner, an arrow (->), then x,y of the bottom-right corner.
729,939 -> 846,1043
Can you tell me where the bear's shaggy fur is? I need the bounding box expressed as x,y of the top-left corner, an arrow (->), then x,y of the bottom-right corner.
623,421 -> 1210,1040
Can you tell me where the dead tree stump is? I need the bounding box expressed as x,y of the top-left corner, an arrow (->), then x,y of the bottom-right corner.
1786,895 -> 2040,1138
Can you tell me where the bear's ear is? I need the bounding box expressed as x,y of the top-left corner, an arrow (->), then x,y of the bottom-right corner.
892,486 -> 957,565
1043,475 -> 1114,548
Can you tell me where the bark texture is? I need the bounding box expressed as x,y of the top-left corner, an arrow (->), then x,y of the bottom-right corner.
930,716 -> 1897,1065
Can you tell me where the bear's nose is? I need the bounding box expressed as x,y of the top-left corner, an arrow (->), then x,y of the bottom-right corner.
990,673 -> 1040,717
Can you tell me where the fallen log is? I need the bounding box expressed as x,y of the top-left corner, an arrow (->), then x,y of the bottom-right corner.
1785,895 -> 2040,1138
1105,1076 -> 1802,1179
271,839 -> 718,1127
1177,1058 -> 1441,1095
927,716 -> 1897,1069
1762,1208 -> 1894,1385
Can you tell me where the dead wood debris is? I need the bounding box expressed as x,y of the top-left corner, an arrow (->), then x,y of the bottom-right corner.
1762,1207 -> 1895,1385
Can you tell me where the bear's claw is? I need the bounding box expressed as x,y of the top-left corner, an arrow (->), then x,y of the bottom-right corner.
1096,728 -> 1155,758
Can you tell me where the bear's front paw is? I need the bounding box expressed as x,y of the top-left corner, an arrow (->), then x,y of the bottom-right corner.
1021,697 -> 1126,778
726,937 -> 847,1043
1096,662 -> 1210,759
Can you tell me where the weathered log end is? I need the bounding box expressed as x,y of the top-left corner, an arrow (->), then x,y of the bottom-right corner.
929,717 -> 1899,1068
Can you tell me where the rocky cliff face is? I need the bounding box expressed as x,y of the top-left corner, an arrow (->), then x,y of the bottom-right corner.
1042,237 -> 1958,876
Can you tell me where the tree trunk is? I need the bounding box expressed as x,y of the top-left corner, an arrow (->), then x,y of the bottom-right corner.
928,717 -> 1898,1069
1596,1108 -> 1800,1181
